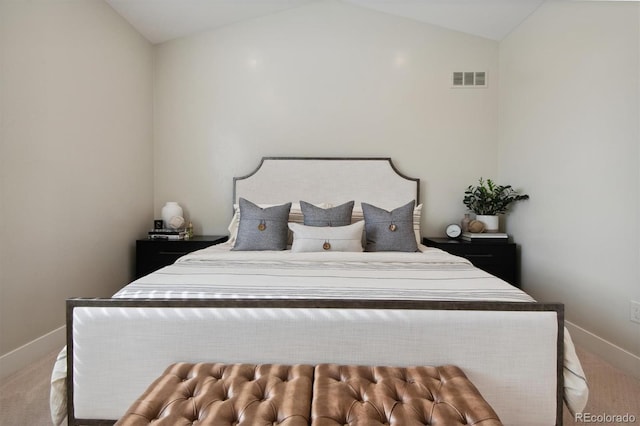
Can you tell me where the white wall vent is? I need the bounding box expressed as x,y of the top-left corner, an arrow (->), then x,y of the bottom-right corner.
452,71 -> 487,88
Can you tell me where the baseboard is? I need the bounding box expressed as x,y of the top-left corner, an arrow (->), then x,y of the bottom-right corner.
566,320 -> 640,380
0,325 -> 65,380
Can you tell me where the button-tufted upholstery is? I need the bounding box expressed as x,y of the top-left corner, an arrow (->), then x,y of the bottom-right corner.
115,362 -> 314,426
311,364 -> 502,426
116,363 -> 502,426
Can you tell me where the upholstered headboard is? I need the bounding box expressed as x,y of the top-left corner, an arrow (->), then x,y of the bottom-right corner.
233,157 -> 419,209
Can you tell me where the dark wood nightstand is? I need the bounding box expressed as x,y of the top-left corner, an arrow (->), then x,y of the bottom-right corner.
422,237 -> 519,287
136,235 -> 228,278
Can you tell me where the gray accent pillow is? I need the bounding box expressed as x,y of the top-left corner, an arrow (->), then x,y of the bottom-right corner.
300,200 -> 354,227
232,198 -> 292,251
362,200 -> 418,252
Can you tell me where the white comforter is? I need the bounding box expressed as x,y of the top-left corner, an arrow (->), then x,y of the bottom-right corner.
117,243 -> 534,302
51,243 -> 588,424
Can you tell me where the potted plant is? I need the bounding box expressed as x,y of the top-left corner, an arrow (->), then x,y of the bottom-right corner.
463,178 -> 529,232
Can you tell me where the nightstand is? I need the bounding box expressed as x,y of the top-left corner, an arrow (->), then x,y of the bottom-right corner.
135,235 -> 228,278
422,237 -> 519,287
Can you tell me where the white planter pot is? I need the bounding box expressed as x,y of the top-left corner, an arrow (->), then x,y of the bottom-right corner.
476,214 -> 499,233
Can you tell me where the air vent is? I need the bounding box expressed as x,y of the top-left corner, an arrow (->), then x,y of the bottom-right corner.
452,71 -> 487,88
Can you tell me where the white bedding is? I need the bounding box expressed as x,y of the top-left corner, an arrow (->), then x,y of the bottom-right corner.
116,242 -> 534,302
51,243 -> 588,425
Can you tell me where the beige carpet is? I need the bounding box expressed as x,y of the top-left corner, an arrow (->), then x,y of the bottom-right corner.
0,349 -> 59,426
0,345 -> 638,425
563,346 -> 640,425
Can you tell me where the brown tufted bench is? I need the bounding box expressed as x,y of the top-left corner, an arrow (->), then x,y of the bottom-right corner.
115,363 -> 314,425
116,363 -> 502,426
312,364 -> 502,426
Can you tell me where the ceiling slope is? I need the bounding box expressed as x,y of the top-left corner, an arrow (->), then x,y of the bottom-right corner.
105,0 -> 545,44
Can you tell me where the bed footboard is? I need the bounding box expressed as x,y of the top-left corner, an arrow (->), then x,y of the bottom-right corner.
66,299 -> 563,426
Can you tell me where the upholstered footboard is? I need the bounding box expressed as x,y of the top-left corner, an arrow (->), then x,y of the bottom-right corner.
66,299 -> 563,426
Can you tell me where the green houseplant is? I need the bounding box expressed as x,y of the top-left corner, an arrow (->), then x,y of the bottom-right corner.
463,178 -> 529,232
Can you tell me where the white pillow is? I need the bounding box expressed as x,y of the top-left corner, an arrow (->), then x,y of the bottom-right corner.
289,221 -> 364,253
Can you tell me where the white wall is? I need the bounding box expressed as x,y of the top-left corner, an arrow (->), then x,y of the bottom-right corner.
499,1 -> 640,370
0,0 -> 153,367
153,0 -> 499,237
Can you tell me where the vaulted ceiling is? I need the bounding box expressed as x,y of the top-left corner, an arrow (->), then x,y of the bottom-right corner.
105,0 -> 546,44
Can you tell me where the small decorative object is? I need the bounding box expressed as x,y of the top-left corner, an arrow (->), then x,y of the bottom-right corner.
467,220 -> 486,233
463,178 -> 529,233
154,220 -> 164,230
167,215 -> 185,229
161,202 -> 183,229
187,222 -> 194,239
460,213 -> 471,232
445,223 -> 462,239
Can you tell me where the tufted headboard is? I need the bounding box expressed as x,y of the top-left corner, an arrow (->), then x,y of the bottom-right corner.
233,157 -> 419,209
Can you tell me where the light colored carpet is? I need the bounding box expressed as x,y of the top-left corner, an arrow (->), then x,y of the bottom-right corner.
563,346 -> 640,425
0,349 -> 58,426
0,345 -> 638,425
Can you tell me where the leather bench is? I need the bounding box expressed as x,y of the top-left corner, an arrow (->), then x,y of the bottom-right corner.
115,362 -> 502,426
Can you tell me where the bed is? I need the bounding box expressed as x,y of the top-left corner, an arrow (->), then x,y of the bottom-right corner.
52,157 -> 588,426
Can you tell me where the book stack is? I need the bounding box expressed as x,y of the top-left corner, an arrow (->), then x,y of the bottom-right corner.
462,232 -> 509,242
148,228 -> 187,240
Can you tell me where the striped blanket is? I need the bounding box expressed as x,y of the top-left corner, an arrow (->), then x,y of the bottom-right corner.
116,242 -> 534,302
